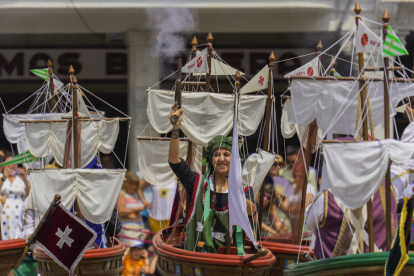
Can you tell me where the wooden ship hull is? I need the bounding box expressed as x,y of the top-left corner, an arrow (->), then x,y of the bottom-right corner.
246,239 -> 312,276
283,252 -> 414,276
154,226 -> 276,276
33,238 -> 125,276
0,239 -> 26,276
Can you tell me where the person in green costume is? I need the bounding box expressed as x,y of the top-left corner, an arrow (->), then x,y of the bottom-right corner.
168,106 -> 258,254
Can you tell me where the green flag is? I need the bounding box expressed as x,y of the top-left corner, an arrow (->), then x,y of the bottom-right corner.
30,68 -> 49,81
0,150 -> 41,166
383,26 -> 409,57
333,70 -> 342,77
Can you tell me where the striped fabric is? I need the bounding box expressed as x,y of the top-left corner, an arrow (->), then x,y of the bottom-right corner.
30,68 -> 49,81
383,26 -> 409,57
0,150 -> 41,166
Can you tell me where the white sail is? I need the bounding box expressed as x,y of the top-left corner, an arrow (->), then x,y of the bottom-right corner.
355,20 -> 381,54
240,65 -> 269,94
289,79 -> 414,136
284,57 -> 320,78
182,48 -> 208,74
137,139 -> 189,187
25,119 -> 119,168
281,99 -> 322,152
147,89 -> 266,146
228,93 -> 257,245
241,150 -> 276,196
188,50 -> 245,76
63,90 -> 91,118
30,169 -> 125,224
322,139 -> 414,209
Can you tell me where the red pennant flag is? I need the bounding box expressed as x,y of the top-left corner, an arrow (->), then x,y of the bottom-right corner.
35,203 -> 96,272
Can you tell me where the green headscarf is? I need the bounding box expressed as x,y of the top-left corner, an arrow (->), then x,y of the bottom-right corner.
203,135 -> 243,174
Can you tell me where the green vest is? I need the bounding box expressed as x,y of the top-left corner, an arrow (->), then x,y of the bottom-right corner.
184,173 -> 244,254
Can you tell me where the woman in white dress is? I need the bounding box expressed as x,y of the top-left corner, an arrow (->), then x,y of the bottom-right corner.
0,157 -> 31,240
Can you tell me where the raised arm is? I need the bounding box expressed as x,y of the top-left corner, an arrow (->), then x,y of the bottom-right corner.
168,105 -> 183,164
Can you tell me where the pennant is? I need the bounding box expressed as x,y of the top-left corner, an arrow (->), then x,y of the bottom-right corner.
383,26 -> 409,57
228,93 -> 258,249
355,20 -> 382,54
53,79 -> 64,90
385,197 -> 413,276
240,65 -> 269,94
62,90 -> 90,118
0,150 -> 42,166
30,68 -> 49,81
35,203 -> 96,273
284,58 -> 320,78
333,70 -> 342,77
182,48 -> 208,74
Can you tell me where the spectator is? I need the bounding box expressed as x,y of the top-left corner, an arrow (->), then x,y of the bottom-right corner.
140,178 -> 176,233
116,171 -> 149,246
101,154 -> 116,169
122,240 -> 150,276
0,157 -> 31,240
278,145 -> 318,192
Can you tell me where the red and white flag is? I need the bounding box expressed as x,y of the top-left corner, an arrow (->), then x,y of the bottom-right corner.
35,203 -> 96,273
240,65 -> 269,94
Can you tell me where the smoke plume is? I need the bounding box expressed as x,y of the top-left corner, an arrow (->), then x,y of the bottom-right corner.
146,3 -> 197,61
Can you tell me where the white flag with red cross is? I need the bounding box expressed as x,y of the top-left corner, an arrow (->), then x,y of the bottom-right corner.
240,65 -> 269,94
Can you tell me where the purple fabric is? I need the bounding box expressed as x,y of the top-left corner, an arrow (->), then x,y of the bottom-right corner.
314,192 -> 344,259
363,181 -> 398,252
314,183 -> 398,259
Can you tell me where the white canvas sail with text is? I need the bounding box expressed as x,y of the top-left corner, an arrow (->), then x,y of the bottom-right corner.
355,20 -> 382,54
284,57 -> 320,78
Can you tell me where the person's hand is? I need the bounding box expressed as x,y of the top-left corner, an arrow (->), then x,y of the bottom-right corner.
0,196 -> 5,205
169,105 -> 183,129
142,250 -> 148,258
145,202 -> 153,209
19,167 -> 27,179
407,105 -> 414,122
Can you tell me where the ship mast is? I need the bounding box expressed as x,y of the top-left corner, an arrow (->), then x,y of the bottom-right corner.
205,32 -> 213,92
257,52 -> 275,240
47,59 -> 56,112
296,42 -> 322,245
382,9 -> 392,251
354,2 -> 375,252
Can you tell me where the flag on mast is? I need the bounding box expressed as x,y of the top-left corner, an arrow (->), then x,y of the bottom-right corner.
30,68 -> 64,90
35,203 -> 96,273
240,65 -> 269,94
284,58 -> 320,78
355,20 -> 382,54
383,26 -> 409,57
228,93 -> 258,250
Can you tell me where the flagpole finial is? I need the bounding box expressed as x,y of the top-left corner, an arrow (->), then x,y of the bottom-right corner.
73,76 -> 78,85
47,59 -> 52,68
354,2 -> 361,15
68,65 -> 75,75
207,32 -> 213,43
269,52 -> 275,63
329,56 -> 337,75
54,194 -> 61,201
191,36 -> 198,47
235,70 -> 241,81
317,41 -> 323,52
382,10 -> 390,23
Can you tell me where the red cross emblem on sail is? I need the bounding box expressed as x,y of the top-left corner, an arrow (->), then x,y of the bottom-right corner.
258,76 -> 264,86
